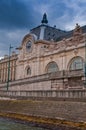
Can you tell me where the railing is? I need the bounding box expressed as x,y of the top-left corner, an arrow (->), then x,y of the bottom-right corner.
0,90 -> 86,99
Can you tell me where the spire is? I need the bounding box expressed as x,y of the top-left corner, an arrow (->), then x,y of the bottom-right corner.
41,13 -> 48,24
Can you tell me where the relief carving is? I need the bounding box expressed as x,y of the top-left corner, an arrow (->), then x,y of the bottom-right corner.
73,48 -> 78,55
39,24 -> 85,55
60,38 -> 67,50
43,42 -> 57,52
53,38 -> 67,51
48,43 -> 56,51
72,23 -> 84,46
66,38 -> 73,47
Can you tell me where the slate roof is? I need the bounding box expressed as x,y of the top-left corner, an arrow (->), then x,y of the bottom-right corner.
30,13 -> 86,42
58,25 -> 86,41
30,24 -> 67,41
30,25 -> 86,42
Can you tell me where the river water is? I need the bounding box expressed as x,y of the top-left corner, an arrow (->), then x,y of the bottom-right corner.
0,118 -> 48,130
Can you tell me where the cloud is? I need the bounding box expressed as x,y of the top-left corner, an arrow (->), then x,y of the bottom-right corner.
0,0 -> 40,56
0,0 -> 86,30
0,0 -> 86,56
60,0 -> 86,30
0,29 -> 29,56
0,0 -> 39,30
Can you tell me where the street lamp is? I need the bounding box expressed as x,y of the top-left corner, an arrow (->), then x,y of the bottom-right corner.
7,45 -> 13,91
84,43 -> 86,88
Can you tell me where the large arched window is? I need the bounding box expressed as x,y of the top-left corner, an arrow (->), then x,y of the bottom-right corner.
26,66 -> 31,75
69,57 -> 84,70
46,62 -> 59,73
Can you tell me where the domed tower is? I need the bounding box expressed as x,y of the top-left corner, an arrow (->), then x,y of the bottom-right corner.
39,13 -> 48,39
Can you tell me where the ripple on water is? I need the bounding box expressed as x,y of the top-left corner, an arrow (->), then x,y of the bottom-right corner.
0,118 -> 48,130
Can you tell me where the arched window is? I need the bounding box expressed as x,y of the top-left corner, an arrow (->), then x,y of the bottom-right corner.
46,62 -> 59,73
26,67 -> 31,75
69,57 -> 84,70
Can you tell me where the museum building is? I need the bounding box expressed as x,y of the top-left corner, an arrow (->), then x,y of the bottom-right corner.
0,13 -> 86,94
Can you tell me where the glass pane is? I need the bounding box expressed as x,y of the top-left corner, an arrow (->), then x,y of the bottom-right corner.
47,62 -> 58,73
70,57 -> 83,70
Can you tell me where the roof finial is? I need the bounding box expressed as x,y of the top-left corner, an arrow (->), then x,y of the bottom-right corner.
41,13 -> 48,24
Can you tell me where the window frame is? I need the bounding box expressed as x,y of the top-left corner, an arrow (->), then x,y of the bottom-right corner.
46,61 -> 59,73
69,57 -> 84,71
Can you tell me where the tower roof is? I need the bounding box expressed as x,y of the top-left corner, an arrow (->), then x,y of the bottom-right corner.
41,13 -> 48,24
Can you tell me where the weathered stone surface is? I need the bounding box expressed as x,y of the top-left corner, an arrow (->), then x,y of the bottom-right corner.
0,99 -> 86,130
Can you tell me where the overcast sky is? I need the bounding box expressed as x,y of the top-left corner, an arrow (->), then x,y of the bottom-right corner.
0,0 -> 86,57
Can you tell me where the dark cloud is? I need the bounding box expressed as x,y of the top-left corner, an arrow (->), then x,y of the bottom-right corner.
0,0 -> 39,30
0,0 -> 41,57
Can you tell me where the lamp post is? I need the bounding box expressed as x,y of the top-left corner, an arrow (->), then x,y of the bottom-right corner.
84,43 -> 86,88
7,45 -> 13,91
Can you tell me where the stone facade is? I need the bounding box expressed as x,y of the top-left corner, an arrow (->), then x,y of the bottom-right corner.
0,15 -> 86,92
0,53 -> 17,83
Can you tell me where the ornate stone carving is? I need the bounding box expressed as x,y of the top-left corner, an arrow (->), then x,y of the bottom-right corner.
72,23 -> 83,46
53,38 -> 67,51
74,23 -> 82,35
38,24 -> 85,54
66,38 -> 73,47
74,48 -> 78,55
48,43 -> 56,51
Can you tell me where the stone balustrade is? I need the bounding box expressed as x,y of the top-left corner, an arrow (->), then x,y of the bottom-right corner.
0,89 -> 86,99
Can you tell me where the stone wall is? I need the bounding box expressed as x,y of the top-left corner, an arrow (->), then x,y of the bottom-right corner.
0,70 -> 85,99
0,70 -> 84,91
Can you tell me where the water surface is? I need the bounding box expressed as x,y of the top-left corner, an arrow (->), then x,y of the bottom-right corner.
0,118 -> 48,130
